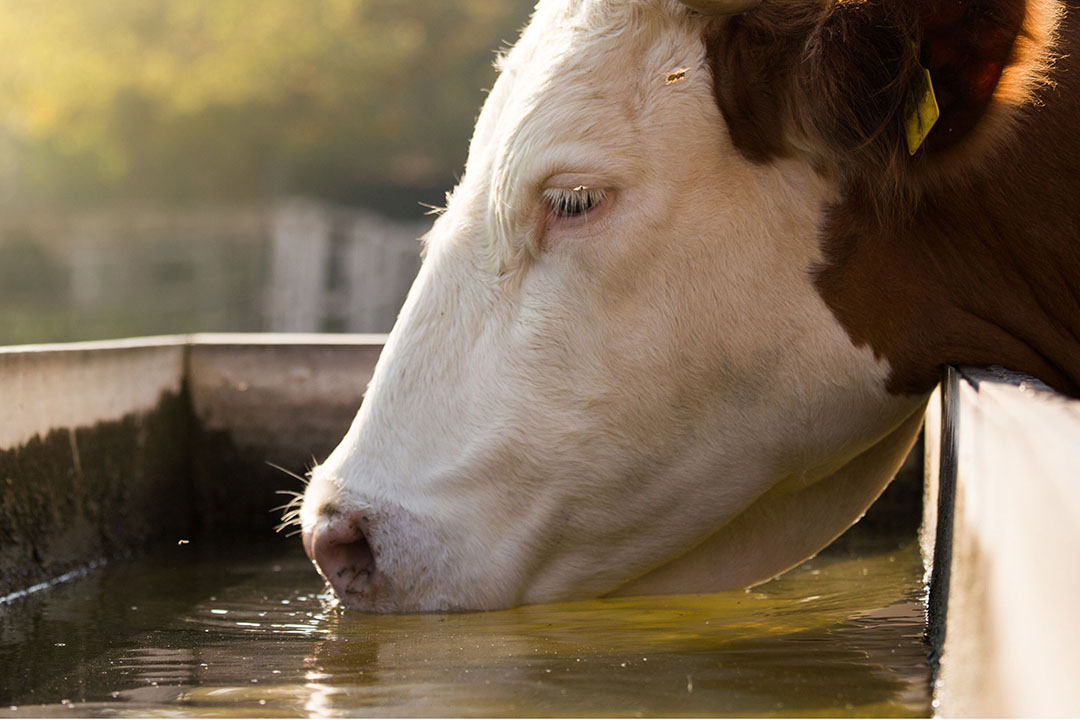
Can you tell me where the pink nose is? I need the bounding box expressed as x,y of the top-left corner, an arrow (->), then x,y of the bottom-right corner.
302,511 -> 375,604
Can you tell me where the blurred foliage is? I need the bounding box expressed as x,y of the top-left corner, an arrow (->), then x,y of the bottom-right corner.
0,0 -> 533,213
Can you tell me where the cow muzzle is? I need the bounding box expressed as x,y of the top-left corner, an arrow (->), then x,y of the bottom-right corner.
302,510 -> 377,607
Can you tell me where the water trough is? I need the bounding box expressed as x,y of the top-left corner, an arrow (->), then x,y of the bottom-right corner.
0,334 -> 1076,716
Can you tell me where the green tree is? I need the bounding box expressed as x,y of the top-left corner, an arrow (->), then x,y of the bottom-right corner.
0,0 -> 532,213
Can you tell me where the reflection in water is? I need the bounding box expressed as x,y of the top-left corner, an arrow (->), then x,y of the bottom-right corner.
0,536 -> 929,717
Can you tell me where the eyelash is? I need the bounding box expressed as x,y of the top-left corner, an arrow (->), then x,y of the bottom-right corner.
542,186 -> 607,219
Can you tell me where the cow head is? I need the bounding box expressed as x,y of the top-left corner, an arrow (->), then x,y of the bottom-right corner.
298,0 -> 1055,612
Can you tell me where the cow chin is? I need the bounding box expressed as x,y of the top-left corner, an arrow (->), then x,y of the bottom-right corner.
608,403 -> 927,597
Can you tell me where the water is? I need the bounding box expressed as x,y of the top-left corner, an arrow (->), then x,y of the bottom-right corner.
0,536 -> 930,717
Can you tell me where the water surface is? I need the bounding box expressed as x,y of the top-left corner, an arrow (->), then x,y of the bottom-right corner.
0,535 -> 929,717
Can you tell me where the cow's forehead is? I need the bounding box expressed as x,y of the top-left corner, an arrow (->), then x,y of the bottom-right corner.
466,0 -> 707,268
503,0 -> 688,56
497,0 -> 700,102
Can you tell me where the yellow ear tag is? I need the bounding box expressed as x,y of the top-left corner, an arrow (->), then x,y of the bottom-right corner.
904,52 -> 940,155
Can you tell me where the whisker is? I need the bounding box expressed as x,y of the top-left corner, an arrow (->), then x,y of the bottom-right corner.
265,461 -> 308,484
274,520 -> 303,536
276,518 -> 302,535
418,201 -> 447,216
271,487 -> 306,534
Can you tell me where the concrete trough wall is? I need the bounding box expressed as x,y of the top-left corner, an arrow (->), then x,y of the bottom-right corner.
0,334 -> 383,600
925,367 -> 1080,717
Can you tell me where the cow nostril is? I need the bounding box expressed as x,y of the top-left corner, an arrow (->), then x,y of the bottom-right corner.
307,513 -> 376,603
323,536 -> 374,587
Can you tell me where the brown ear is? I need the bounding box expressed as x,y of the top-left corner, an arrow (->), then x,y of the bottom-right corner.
707,0 -> 1044,189
918,0 -> 1027,151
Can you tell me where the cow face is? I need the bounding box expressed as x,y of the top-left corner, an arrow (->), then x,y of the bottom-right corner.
298,0 -> 930,613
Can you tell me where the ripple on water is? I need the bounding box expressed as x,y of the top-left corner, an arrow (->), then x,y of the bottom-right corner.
0,536 -> 930,717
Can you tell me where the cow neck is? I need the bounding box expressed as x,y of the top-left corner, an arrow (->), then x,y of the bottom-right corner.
813,14 -> 1080,398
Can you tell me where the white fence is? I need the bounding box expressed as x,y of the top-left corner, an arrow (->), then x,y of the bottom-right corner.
0,198 -> 430,344
266,199 -> 428,333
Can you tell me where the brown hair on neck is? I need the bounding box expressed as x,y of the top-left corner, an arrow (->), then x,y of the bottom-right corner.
705,0 -> 1080,396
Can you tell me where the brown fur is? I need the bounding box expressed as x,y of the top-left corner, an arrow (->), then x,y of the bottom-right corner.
706,0 -> 1080,396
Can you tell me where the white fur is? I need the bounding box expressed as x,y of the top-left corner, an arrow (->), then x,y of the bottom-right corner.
300,0 -> 928,612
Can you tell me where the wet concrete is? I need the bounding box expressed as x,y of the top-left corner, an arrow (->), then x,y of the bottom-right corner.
0,335 -> 384,600
0,391 -> 193,600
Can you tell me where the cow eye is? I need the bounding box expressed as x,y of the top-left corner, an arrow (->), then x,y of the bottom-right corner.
542,185 -> 607,219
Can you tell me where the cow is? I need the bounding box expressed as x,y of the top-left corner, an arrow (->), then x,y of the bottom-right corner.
295,0 -> 1080,612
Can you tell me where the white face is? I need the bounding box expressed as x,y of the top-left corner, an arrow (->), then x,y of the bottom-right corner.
299,0 -> 927,612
